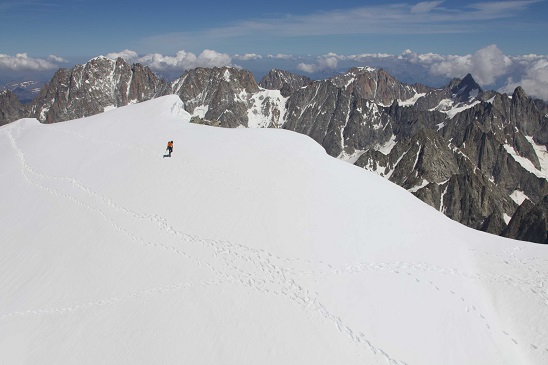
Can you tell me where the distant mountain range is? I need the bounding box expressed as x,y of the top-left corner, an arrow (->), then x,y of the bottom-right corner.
0,80 -> 43,104
2,56 -> 548,244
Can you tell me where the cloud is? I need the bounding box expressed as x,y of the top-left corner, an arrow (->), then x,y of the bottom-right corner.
234,53 -> 263,61
0,53 -> 62,71
398,49 -> 446,63
105,49 -> 139,63
426,45 -> 512,85
267,54 -> 294,60
469,45 -> 513,84
196,49 -> 233,68
106,49 -> 234,71
411,1 -> 445,14
467,0 -> 542,16
296,63 -> 317,74
500,57 -> 548,100
297,55 -> 339,73
136,51 -> 195,70
343,53 -> 393,61
47,55 -> 68,63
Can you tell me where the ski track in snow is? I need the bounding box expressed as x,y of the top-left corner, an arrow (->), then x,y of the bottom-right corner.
0,278 -> 235,319
465,247 -> 548,307
2,124 -> 548,360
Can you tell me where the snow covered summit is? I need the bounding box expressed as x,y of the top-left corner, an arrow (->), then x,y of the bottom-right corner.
1,95 -> 547,364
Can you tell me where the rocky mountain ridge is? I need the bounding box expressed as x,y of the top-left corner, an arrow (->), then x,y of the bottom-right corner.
2,57 -> 548,244
28,56 -> 170,124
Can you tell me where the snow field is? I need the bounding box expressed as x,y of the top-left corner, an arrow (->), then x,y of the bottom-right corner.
1,96 -> 547,364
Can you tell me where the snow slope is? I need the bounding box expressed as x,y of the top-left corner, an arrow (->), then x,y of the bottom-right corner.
1,95 -> 547,364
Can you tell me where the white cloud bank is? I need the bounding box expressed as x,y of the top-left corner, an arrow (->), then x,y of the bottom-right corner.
233,53 -> 263,61
417,45 -> 512,85
106,49 -> 235,71
267,54 -> 294,60
297,54 -> 339,73
0,53 -> 67,71
500,57 -> 548,101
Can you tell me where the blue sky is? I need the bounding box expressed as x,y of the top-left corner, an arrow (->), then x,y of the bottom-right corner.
1,0 -> 548,99
1,0 -> 546,57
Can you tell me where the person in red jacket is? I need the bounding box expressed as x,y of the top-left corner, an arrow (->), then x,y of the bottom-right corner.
166,141 -> 173,157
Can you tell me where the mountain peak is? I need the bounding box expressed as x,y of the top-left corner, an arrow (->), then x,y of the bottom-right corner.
450,73 -> 482,102
454,74 -> 481,91
512,85 -> 527,99
88,55 -> 113,63
258,69 -> 312,96
28,56 -> 167,123
346,66 -> 378,75
462,73 -> 478,84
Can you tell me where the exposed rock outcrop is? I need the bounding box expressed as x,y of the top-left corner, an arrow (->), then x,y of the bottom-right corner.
258,69 -> 312,97
0,90 -> 27,126
28,57 -> 169,123
503,196 -> 548,243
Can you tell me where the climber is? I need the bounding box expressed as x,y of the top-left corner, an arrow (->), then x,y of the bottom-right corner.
165,140 -> 173,157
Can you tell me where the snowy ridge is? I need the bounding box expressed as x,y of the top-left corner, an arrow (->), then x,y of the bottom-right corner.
1,96 -> 548,364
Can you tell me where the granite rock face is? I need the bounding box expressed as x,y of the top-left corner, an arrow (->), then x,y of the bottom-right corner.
0,90 -> 27,126
172,67 -> 261,128
502,196 -> 548,243
28,57 -> 169,123
172,66 -> 288,128
258,69 -> 312,97
279,68 -> 547,242
174,66 -> 548,242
